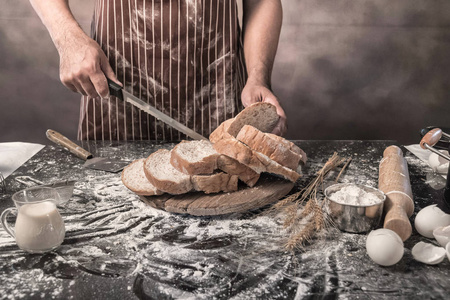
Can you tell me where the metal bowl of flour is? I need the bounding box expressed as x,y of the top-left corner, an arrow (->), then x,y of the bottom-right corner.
325,183 -> 386,233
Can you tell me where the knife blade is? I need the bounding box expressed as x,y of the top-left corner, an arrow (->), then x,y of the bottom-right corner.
108,79 -> 207,141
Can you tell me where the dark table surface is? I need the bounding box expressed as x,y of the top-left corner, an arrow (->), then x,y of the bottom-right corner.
0,140 -> 449,300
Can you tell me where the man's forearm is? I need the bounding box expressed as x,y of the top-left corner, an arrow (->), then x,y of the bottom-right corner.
242,0 -> 282,88
29,0 -> 85,52
30,0 -> 119,98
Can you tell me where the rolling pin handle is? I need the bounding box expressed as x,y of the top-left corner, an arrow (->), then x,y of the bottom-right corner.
383,145 -> 403,157
384,206 -> 412,241
420,128 -> 442,149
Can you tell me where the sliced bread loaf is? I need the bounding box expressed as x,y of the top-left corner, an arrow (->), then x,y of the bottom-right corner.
170,140 -> 219,175
227,102 -> 279,137
144,148 -> 240,195
213,137 -> 300,183
192,172 -> 239,194
121,159 -> 163,196
217,155 -> 260,187
144,149 -> 193,195
236,125 -> 302,170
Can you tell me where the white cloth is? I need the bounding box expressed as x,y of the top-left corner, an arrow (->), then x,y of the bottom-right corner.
0,142 -> 44,180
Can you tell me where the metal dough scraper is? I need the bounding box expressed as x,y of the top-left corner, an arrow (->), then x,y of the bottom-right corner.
46,130 -> 129,173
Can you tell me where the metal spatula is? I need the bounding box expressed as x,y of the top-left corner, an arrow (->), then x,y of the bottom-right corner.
46,130 -> 129,173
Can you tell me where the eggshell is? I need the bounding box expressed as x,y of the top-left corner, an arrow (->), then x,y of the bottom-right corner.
366,229 -> 404,266
433,225 -> 450,247
446,243 -> 450,262
414,205 -> 450,238
411,241 -> 446,265
428,151 -> 449,174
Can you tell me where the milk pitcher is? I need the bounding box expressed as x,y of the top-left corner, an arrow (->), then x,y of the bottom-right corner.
1,187 -> 66,253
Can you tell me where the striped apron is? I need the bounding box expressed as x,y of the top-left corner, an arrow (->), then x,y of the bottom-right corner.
78,0 -> 246,141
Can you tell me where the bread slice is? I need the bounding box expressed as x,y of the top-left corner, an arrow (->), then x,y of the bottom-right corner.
213,138 -> 267,173
213,138 -> 300,183
144,148 -> 239,195
192,172 -> 239,194
254,150 -> 301,183
209,118 -> 234,143
266,133 -> 307,164
121,159 -> 163,196
217,155 -> 260,187
227,102 -> 279,137
144,149 -> 193,195
170,140 -> 219,175
236,125 -> 302,170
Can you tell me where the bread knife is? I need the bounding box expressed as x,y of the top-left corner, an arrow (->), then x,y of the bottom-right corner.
108,79 -> 207,140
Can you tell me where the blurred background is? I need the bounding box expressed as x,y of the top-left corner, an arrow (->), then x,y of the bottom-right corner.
0,0 -> 449,145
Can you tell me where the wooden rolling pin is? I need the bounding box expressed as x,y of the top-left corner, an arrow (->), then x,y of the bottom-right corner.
378,145 -> 414,241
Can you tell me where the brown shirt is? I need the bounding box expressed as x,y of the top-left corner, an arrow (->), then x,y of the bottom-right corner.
78,0 -> 246,141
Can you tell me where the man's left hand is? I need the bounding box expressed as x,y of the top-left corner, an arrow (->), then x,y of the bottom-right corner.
241,81 -> 287,136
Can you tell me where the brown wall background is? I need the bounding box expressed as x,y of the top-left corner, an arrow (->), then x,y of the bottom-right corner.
1,0 -> 449,145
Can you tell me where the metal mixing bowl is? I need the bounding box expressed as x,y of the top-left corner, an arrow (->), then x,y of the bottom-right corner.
325,183 -> 386,233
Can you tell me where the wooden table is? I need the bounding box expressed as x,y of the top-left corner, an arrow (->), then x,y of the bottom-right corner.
0,140 -> 449,299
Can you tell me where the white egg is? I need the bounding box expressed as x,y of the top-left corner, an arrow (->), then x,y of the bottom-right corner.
411,241 -> 446,265
366,229 -> 404,266
433,225 -> 450,247
428,151 -> 449,174
414,205 -> 450,238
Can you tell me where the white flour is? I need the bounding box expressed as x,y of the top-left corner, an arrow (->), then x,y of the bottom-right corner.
328,185 -> 382,206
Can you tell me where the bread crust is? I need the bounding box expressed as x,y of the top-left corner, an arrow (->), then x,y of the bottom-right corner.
213,138 -> 301,183
266,133 -> 307,164
192,173 -> 239,194
217,155 -> 260,187
236,125 -> 302,170
253,150 -> 301,183
209,118 -> 234,143
213,138 -> 266,174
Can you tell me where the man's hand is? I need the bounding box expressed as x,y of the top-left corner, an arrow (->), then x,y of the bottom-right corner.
59,32 -> 121,98
241,0 -> 285,136
29,0 -> 121,98
241,79 -> 287,136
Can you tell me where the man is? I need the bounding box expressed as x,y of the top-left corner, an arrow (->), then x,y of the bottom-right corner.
30,0 -> 286,141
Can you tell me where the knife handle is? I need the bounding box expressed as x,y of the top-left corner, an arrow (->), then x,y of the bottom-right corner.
46,129 -> 93,161
107,78 -> 124,101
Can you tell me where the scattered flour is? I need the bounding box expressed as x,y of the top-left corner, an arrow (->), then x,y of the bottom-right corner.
2,142 -> 444,299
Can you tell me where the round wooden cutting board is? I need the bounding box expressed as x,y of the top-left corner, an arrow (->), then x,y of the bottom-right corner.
139,174 -> 295,216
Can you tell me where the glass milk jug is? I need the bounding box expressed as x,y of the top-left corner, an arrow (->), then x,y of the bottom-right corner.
1,187 -> 65,253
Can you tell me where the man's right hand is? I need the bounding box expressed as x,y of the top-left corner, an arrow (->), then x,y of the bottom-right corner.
29,0 -> 121,98
58,31 -> 121,98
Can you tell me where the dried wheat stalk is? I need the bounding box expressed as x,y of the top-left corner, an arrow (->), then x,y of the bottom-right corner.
275,152 -> 351,252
